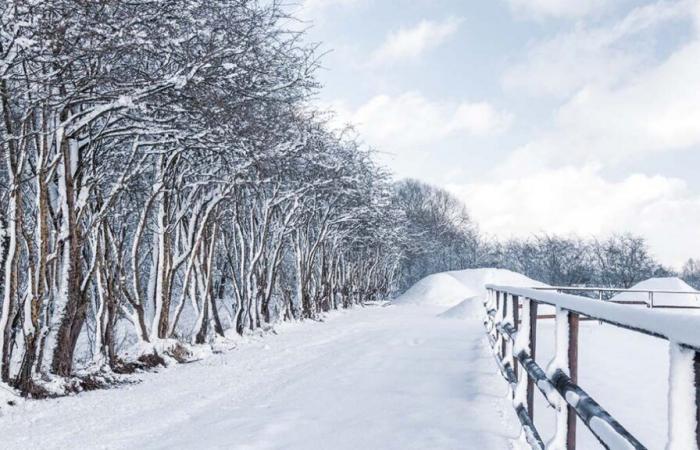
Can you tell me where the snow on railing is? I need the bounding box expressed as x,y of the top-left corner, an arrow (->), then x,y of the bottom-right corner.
484,284 -> 700,450
532,286 -> 700,309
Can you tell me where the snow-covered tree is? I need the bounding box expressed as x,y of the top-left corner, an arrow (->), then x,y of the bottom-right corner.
0,0 -> 403,395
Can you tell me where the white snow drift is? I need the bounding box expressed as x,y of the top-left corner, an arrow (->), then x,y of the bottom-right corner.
395,267 -> 544,307
611,276 -> 700,307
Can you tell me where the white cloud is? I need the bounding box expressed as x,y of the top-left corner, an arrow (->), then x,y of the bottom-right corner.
370,17 -> 463,64
448,166 -> 700,267
471,1 -> 700,266
328,92 -> 511,149
323,93 -> 512,181
503,0 -> 693,96
506,0 -> 612,19
498,0 -> 700,172
500,38 -> 700,172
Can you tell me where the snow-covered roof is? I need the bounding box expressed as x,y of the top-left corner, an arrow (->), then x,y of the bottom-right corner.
611,277 -> 700,307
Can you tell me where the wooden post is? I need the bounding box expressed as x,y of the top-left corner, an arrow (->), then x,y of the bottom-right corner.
567,312 -> 580,450
500,292 -> 507,360
527,301 -> 538,421
512,295 -> 519,380
494,291 -> 500,351
695,351 -> 700,449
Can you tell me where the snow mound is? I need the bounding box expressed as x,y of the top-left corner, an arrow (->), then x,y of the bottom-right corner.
438,296 -> 482,319
394,272 -> 473,307
394,268 -> 545,308
447,268 -> 547,297
611,277 -> 700,307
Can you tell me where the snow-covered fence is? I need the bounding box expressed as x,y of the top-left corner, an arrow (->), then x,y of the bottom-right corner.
531,285 -> 700,309
484,284 -> 700,449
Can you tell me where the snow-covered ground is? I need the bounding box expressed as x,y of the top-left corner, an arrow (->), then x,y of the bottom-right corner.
490,278 -> 695,448
398,268 -> 684,448
2,267 -> 685,449
0,290 -> 521,449
531,319 -> 670,448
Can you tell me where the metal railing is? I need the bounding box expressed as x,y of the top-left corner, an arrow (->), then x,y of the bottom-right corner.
484,284 -> 700,449
532,285 -> 700,309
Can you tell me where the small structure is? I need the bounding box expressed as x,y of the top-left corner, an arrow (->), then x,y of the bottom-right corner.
611,277 -> 700,308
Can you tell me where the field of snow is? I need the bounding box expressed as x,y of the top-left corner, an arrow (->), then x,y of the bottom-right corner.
400,269 -> 685,448
488,278 -> 699,448
0,285 -> 521,449
1,267 -> 688,449
531,320 -> 669,448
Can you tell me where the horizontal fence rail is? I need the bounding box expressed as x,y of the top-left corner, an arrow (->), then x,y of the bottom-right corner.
483,284 -> 700,450
532,286 -> 700,309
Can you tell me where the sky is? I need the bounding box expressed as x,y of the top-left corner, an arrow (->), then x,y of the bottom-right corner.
295,0 -> 700,268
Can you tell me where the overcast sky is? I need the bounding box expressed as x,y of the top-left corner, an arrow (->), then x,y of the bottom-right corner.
297,0 -> 700,268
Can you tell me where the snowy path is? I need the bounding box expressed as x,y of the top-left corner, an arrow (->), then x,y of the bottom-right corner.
0,304 -> 518,450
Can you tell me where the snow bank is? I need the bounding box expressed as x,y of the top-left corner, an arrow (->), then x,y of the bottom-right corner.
448,268 -> 547,297
611,277 -> 700,307
393,272 -> 474,307
394,268 -> 545,308
437,296 -> 482,319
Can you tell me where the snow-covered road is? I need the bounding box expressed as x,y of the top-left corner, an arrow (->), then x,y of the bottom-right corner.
0,303 -> 518,450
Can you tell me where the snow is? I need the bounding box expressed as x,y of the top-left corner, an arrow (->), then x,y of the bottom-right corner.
488,284 -> 700,349
611,277 -> 700,307
666,342 -> 698,450
5,267 -> 695,449
513,299 -> 532,409
394,272 -> 474,307
546,307 -> 570,449
495,289 -> 697,448
0,301 -> 520,449
0,383 -> 21,407
395,268 -> 544,307
448,268 -> 547,295
589,417 -> 637,450
488,276 -> 700,448
527,320 -> 671,448
437,296 -> 482,319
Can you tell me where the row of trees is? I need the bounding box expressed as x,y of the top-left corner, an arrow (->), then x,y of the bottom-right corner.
0,0 -> 687,399
392,179 -> 483,291
494,233 -> 673,288
390,179 -> 676,291
681,259 -> 700,289
0,0 -> 404,395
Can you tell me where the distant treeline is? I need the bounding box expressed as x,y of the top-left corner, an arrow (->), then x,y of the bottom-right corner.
393,179 -> 695,291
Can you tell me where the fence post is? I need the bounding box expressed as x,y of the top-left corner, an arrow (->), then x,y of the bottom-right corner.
501,293 -> 508,361
668,343 -> 700,448
567,312 -> 580,450
696,352 -> 700,449
512,295 -> 519,380
528,300 -> 538,421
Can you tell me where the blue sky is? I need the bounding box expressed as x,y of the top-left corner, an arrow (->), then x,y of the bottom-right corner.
296,0 -> 700,268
